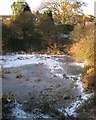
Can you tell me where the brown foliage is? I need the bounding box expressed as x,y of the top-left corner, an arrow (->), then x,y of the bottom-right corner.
69,24 -> 95,66
83,68 -> 96,90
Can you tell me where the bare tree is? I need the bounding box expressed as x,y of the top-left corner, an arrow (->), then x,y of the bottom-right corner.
39,0 -> 85,24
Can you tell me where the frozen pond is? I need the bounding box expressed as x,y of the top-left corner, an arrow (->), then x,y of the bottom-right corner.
1,53 -> 93,119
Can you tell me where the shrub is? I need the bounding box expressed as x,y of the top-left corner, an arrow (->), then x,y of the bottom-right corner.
69,24 -> 96,90
82,67 -> 96,90
69,24 -> 95,66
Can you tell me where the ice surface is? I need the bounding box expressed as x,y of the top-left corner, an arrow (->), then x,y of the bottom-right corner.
1,53 -> 93,118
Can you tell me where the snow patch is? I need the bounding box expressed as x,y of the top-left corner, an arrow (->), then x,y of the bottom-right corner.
58,74 -> 94,117
12,99 -> 52,119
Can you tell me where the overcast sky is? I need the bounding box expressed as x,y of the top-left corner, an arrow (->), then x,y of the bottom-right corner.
0,0 -> 95,16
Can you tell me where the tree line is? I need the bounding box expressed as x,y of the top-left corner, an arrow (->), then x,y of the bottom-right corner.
2,0 -> 85,53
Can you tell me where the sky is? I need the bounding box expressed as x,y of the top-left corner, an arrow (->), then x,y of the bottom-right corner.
0,0 -> 95,16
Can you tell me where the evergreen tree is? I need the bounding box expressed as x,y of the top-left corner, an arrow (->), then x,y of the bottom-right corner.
11,1 -> 31,20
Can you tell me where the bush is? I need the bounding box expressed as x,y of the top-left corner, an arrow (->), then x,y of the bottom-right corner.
69,24 -> 95,66
69,24 -> 96,90
82,67 -> 96,90
71,23 -> 94,42
59,24 -> 74,34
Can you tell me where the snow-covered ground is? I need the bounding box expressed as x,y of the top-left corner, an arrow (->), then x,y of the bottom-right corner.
12,99 -> 52,119
1,54 -> 63,68
1,53 -> 84,68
